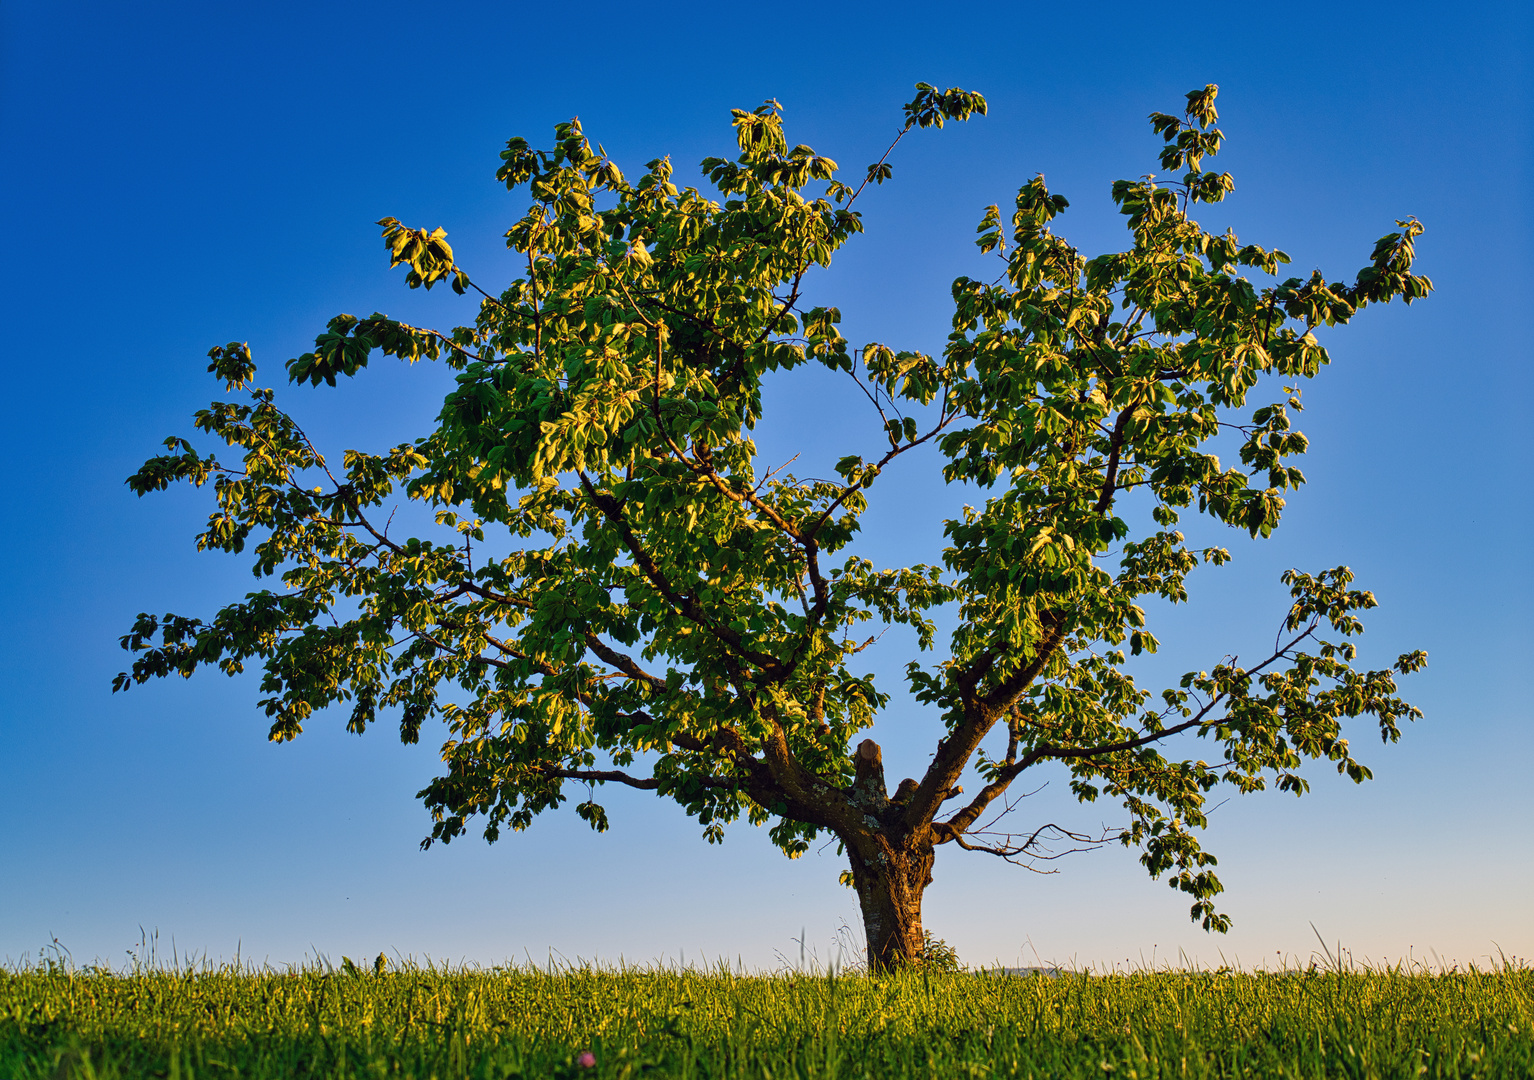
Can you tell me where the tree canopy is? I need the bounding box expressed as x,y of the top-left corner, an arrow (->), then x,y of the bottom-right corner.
118,83 -> 1431,969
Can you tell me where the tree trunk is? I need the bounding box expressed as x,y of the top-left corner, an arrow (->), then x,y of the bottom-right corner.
842,738 -> 938,971
848,838 -> 934,971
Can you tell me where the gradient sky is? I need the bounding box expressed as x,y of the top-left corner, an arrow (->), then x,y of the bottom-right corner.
1,1 -> 1528,972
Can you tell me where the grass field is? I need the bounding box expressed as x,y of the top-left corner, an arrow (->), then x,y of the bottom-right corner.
3,956 -> 1531,1079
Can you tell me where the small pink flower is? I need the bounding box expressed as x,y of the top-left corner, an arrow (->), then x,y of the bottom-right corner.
576,1051 -> 596,1069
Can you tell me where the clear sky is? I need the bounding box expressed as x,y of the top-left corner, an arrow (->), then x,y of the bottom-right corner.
1,0 -> 1529,972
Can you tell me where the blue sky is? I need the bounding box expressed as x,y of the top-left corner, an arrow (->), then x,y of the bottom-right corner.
1,0 -> 1529,971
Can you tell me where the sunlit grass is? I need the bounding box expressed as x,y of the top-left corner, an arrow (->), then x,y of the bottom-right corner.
3,953 -> 1531,1078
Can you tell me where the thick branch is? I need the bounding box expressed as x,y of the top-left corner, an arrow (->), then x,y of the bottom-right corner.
951,647 -> 998,700
1093,405 -> 1135,514
576,471 -> 782,676
977,616 -> 1070,715
583,634 -> 668,692
535,766 -> 661,790
752,700 -> 856,831
687,441 -> 807,545
903,617 -> 1070,828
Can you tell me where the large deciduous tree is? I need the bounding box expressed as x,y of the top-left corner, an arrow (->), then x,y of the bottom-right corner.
119,84 -> 1430,970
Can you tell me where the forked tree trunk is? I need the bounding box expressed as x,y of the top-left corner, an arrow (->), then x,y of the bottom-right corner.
842,739 -> 937,971
848,840 -> 934,971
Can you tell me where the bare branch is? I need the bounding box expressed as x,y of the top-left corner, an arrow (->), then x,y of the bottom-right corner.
935,820 -> 1113,871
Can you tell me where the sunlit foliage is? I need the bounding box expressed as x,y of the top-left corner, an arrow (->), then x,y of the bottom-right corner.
118,83 -> 1431,967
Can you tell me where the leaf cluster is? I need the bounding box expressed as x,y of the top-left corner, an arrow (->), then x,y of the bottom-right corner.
118,85 -> 1428,930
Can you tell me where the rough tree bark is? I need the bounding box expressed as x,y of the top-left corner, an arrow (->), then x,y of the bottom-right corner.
841,739 -> 940,970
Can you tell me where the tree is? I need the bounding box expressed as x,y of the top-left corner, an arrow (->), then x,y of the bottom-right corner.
118,83 -> 1431,971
